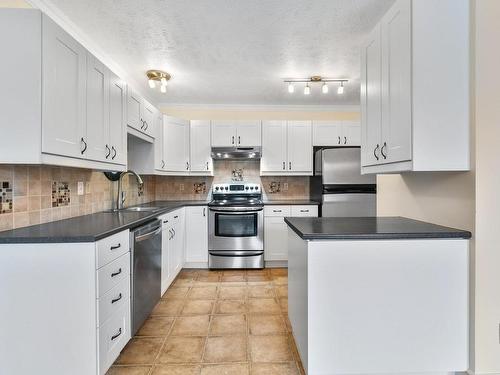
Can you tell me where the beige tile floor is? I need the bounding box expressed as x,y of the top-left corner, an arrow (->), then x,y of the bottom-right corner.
108,268 -> 304,375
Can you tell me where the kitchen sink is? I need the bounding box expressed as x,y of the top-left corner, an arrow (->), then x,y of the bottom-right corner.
122,206 -> 161,212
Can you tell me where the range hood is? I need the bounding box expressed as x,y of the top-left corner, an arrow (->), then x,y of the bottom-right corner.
211,147 -> 262,160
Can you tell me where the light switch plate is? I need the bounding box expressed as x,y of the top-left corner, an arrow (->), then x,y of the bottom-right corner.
77,181 -> 84,195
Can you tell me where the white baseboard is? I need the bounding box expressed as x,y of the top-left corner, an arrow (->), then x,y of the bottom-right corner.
265,260 -> 288,268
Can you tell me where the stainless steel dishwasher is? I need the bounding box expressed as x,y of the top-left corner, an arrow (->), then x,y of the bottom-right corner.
130,219 -> 162,336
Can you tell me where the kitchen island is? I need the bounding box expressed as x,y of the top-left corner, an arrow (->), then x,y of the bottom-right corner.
285,216 -> 471,375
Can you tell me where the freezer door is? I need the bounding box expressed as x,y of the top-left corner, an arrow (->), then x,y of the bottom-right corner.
322,148 -> 375,185
322,193 -> 376,217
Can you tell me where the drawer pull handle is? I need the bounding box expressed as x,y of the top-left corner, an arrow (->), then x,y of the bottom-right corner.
163,220 -> 169,223
111,328 -> 122,341
110,243 -> 121,250
300,210 -> 309,212
111,293 -> 123,304
273,210 -> 282,213
111,268 -> 122,278
174,215 -> 178,219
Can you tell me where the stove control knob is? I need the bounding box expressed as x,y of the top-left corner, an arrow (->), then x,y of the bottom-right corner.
225,187 -> 228,191
245,186 -> 249,190
255,186 -> 259,190
250,186 -> 254,190
215,187 -> 219,190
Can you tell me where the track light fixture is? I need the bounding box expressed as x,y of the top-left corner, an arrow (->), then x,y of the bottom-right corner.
146,70 -> 171,94
284,76 -> 348,95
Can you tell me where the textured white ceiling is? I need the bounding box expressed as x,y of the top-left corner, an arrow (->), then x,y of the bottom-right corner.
47,0 -> 394,106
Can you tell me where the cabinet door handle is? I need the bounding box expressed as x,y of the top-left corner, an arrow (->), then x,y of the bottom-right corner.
111,146 -> 117,160
110,243 -> 121,250
161,160 -> 165,168
289,161 -> 292,170
273,209 -> 282,213
168,229 -> 173,240
381,142 -> 387,159
300,209 -> 309,212
105,144 -> 111,159
111,268 -> 122,278
81,137 -> 87,154
163,219 -> 169,224
174,215 -> 178,219
203,207 -> 206,217
206,161 -> 209,170
338,136 -> 341,145
238,136 -> 241,145
186,161 -> 189,170
282,161 -> 285,170
140,119 -> 145,129
374,144 -> 380,161
231,136 -> 235,145
111,328 -> 122,341
344,136 -> 347,145
111,293 -> 122,304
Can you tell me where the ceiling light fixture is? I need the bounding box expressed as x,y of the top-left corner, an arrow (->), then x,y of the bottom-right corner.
284,76 -> 348,96
146,70 -> 171,94
304,83 -> 311,95
337,81 -> 344,94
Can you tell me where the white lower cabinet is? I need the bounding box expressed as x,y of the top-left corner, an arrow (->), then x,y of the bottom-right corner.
98,303 -> 130,374
159,208 -> 186,295
185,206 -> 208,266
264,205 -> 318,262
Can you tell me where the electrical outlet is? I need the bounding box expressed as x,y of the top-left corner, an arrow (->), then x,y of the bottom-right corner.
77,181 -> 84,195
180,184 -> 184,191
283,183 -> 289,191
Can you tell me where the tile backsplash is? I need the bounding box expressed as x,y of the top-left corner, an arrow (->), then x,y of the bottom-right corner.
0,161 -> 310,231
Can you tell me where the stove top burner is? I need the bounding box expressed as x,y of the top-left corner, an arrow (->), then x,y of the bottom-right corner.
210,183 -> 263,207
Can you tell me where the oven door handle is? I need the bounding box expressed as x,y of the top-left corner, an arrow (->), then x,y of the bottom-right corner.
209,251 -> 264,257
209,206 -> 263,212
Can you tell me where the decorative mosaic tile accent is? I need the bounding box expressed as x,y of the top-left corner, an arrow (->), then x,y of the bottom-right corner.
52,181 -> 70,207
0,181 -> 13,214
193,182 -> 206,194
268,181 -> 281,194
231,168 -> 243,181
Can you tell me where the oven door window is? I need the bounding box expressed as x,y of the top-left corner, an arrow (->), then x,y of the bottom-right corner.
215,212 -> 257,237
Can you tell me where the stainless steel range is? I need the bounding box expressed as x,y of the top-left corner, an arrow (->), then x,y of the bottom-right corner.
208,183 -> 264,269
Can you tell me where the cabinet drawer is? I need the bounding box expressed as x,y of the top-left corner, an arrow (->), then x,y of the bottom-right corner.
291,205 -> 318,217
98,303 -> 131,375
98,252 -> 130,297
264,206 -> 291,217
97,230 -> 129,269
97,278 -> 130,327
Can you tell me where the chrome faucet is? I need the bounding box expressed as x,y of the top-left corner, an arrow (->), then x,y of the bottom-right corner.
115,170 -> 144,210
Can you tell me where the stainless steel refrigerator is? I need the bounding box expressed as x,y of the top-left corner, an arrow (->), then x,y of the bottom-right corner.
311,147 -> 376,217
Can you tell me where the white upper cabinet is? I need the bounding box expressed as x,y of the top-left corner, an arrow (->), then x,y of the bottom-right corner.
1,10 -> 126,170
190,120 -> 213,174
211,120 -> 261,147
108,73 -> 127,165
235,121 -> 262,147
86,54 -> 109,162
261,121 -> 312,175
313,121 -> 360,146
361,0 -> 470,173
211,121 -> 237,147
287,121 -> 313,173
261,121 -> 287,172
127,89 -> 142,132
164,116 -> 190,173
42,13 -> 87,159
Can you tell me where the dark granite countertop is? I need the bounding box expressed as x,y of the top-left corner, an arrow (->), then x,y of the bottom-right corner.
284,216 -> 472,240
263,200 -> 320,206
0,200 -> 209,244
